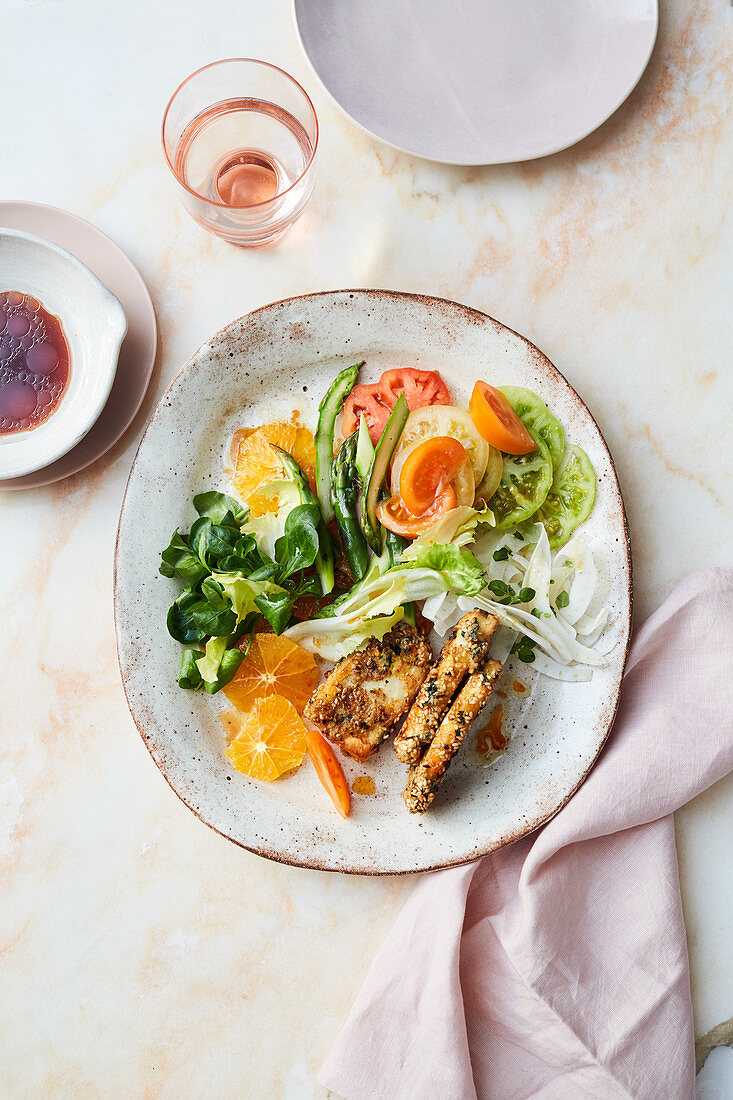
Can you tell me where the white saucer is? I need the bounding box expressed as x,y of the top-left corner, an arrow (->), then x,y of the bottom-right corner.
0,229 -> 126,479
0,202 -> 157,490
294,0 -> 658,165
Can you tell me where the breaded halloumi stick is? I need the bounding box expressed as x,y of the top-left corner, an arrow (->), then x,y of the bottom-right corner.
403,658 -> 503,813
393,610 -> 498,764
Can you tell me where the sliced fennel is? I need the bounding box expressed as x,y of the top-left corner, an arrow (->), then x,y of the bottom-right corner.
242,467 -> 610,679
420,523 -> 612,682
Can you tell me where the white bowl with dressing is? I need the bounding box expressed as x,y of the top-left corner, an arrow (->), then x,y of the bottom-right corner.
0,228 -> 127,480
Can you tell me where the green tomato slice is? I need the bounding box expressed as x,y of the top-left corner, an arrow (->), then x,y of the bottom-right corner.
537,445 -> 596,550
499,386 -> 565,470
489,427 -> 553,529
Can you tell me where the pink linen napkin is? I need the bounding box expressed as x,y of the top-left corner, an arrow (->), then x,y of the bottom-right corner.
320,568 -> 733,1100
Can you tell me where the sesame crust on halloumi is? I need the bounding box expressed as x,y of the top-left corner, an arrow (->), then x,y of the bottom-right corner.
403,658 -> 503,813
303,621 -> 431,762
393,610 -> 498,765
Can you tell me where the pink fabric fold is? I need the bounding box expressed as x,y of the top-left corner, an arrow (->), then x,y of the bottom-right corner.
320,568 -> 733,1100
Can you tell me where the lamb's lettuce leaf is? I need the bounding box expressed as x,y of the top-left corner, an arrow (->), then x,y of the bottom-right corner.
192,490 -> 247,526
159,532 -> 209,586
178,648 -> 204,689
161,477 -> 323,692
274,503 -> 321,580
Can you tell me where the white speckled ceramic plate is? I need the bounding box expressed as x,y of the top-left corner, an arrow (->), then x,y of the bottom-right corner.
115,291 -> 632,874
294,0 -> 658,165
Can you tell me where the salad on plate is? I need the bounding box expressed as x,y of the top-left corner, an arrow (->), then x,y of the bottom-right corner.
159,364 -> 609,818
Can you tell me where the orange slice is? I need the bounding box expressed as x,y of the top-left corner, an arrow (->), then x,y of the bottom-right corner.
229,427 -> 256,466
233,421 -> 316,515
223,695 -> 307,780
223,634 -> 319,713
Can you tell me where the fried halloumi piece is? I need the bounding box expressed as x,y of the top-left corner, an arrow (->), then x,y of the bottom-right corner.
403,658 -> 503,814
303,621 -> 432,762
393,610 -> 498,764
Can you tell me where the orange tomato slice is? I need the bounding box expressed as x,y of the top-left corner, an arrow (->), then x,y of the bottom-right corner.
399,436 -> 468,517
377,485 -> 457,537
306,727 -> 350,818
469,382 -> 537,455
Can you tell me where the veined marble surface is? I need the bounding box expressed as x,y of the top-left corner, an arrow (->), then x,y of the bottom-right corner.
1,0 -> 731,1095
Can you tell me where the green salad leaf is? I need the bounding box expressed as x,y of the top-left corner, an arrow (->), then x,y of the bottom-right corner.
192,490 -> 247,526
178,648 -> 204,690
167,588 -> 208,644
196,636 -> 245,693
254,590 -> 299,634
274,502 -> 321,580
286,541 -> 488,661
159,531 -> 209,586
213,572 -> 284,621
161,468 -> 343,691
408,543 -> 485,596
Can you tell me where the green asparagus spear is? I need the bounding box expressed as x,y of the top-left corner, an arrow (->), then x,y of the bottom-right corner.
315,362 -> 363,524
331,433 -> 370,582
360,393 -> 410,552
384,525 -> 407,568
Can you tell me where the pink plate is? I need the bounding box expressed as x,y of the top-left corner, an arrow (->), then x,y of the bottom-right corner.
0,202 -> 157,489
295,0 -> 658,165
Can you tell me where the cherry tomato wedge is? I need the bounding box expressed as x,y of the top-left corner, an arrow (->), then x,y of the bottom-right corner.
379,367 -> 451,409
399,436 -> 468,517
341,382 -> 393,442
306,727 -> 350,818
342,368 -> 451,443
377,485 -> 457,538
469,382 -> 537,455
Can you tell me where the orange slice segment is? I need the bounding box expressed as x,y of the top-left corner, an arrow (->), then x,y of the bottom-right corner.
223,634 -> 319,713
233,421 -> 316,515
223,695 -> 307,780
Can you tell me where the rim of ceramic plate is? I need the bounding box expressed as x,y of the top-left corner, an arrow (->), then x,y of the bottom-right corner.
114,289 -> 633,875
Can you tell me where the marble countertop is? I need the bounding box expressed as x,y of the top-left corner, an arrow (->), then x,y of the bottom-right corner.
1,0 -> 731,1094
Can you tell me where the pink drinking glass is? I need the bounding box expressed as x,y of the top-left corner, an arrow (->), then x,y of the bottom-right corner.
162,59 -> 319,247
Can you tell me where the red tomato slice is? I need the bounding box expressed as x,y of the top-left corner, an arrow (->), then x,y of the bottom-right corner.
306,727 -> 350,818
341,382 -> 393,441
377,485 -> 457,538
342,368 -> 451,442
399,436 -> 468,517
380,368 -> 451,416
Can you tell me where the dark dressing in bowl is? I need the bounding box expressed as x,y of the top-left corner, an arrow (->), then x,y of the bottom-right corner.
0,291 -> 70,435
